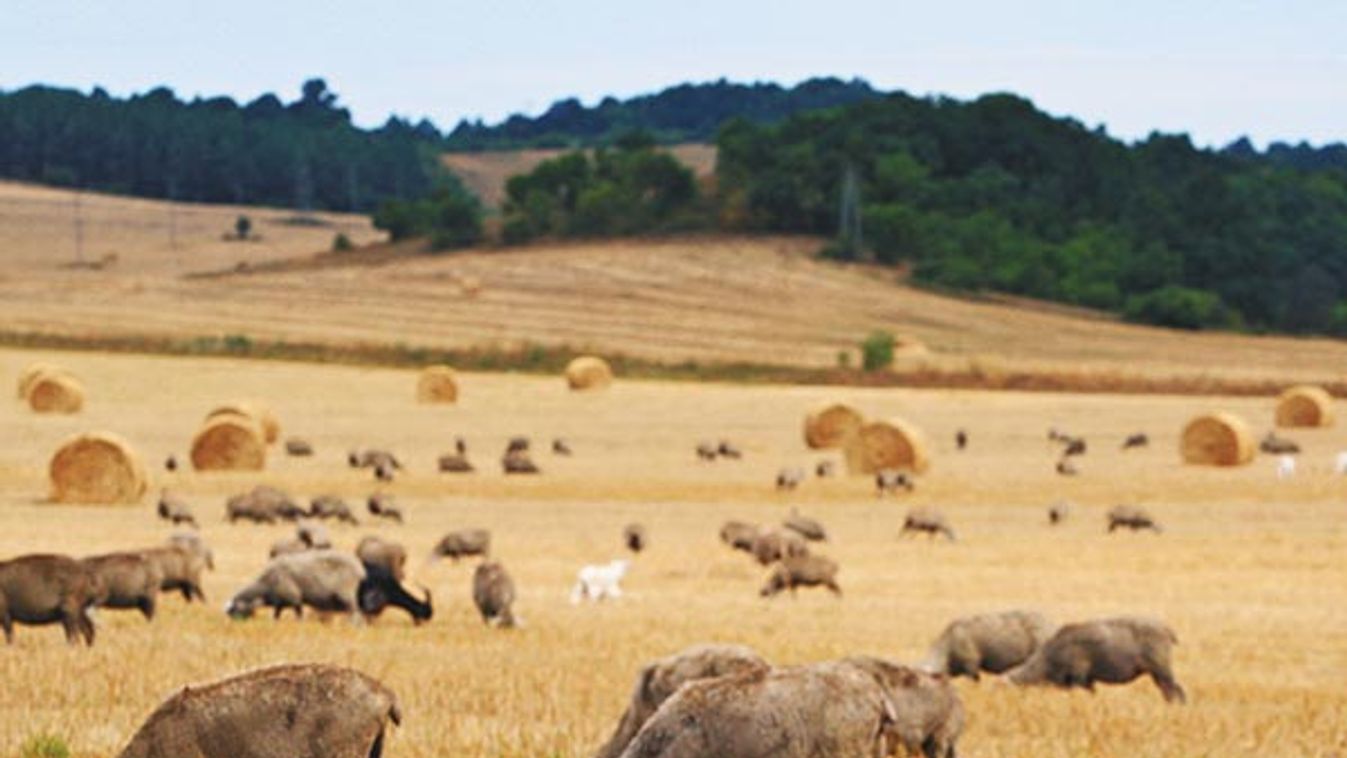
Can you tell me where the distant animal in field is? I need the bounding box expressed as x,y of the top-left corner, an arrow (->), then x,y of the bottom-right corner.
82,552 -> 163,621
357,563 -> 431,624
781,510 -> 827,542
430,529 -> 491,562
553,438 -> 572,455
1056,458 -> 1078,476
366,493 -> 403,523
876,469 -> 915,495
1260,432 -> 1300,455
717,440 -> 743,459
355,535 -> 407,581
227,550 -> 365,621
695,441 -> 718,461
775,466 -> 805,491
1060,437 -> 1087,457
164,455 -> 178,472
623,523 -> 647,553
505,436 -> 530,455
269,522 -> 333,559
156,489 -> 197,527
592,643 -> 770,758
438,449 -> 474,473
955,429 -> 968,450
1107,505 -> 1162,534
309,494 -> 359,524
0,554 -> 99,646
502,449 -> 540,474
920,610 -> 1056,680
719,520 -> 759,553
472,561 -> 518,628
226,485 -> 306,524
902,508 -> 956,541
570,559 -> 630,604
750,528 -> 809,565
284,437 -> 314,456
141,533 -> 213,603
1121,433 -> 1149,450
113,663 -> 401,758
760,553 -> 841,597
1047,501 -> 1071,525
348,448 -> 402,470
814,460 -> 835,478
1276,454 -> 1297,480
373,462 -> 395,482
1007,616 -> 1185,703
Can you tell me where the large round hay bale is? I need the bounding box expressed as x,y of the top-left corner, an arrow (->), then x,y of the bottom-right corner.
843,417 -> 931,475
49,432 -> 147,504
565,356 -> 613,391
416,365 -> 459,403
17,362 -> 63,399
205,402 -> 280,444
803,403 -> 864,449
27,372 -> 85,414
191,415 -> 267,471
1275,385 -> 1334,428
1181,412 -> 1255,466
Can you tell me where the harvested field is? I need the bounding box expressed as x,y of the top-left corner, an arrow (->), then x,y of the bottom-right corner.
0,347 -> 1343,757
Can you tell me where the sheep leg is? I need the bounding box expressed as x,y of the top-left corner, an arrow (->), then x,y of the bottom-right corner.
78,609 -> 96,646
138,593 -> 157,621
826,579 -> 843,597
0,611 -> 12,644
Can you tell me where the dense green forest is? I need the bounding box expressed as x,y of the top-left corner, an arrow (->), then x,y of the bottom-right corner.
0,79 -> 446,211
445,78 -> 879,150
712,93 -> 1347,334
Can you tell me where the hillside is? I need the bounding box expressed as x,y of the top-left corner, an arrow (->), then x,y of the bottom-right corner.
2,184 -> 1347,390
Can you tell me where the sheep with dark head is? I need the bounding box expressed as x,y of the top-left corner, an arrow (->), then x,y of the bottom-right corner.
156,489 -> 197,527
902,508 -> 956,541
1107,505 -> 1162,533
431,529 -> 491,562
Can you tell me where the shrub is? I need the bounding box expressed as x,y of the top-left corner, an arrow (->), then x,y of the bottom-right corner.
860,330 -> 894,371
332,232 -> 354,252
1123,286 -> 1242,330
20,734 -> 70,758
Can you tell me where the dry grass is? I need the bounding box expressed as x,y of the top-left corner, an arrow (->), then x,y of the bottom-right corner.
0,347 -> 1344,757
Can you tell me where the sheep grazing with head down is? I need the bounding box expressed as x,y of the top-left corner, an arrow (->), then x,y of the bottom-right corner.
749,528 -> 809,566
366,493 -> 403,523
718,521 -> 758,553
775,466 -> 805,491
1107,505 -> 1162,534
920,610 -> 1057,680
1121,433 -> 1149,450
156,490 -> 197,528
430,529 -> 491,562
781,510 -> 827,542
1007,616 -> 1186,703
759,554 -> 841,598
901,508 -> 956,541
570,559 -> 630,604
472,561 -> 518,628
309,495 -> 359,525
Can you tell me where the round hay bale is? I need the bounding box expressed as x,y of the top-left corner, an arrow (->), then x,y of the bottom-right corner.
49,431 -> 147,504
17,362 -> 63,399
205,402 -> 280,444
416,365 -> 459,403
565,356 -> 613,391
1181,412 -> 1255,466
843,417 -> 931,475
1275,385 -> 1334,428
27,372 -> 85,414
191,415 -> 267,471
803,403 -> 864,449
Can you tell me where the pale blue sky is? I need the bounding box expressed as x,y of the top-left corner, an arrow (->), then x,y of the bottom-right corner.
2,0 -> 1343,147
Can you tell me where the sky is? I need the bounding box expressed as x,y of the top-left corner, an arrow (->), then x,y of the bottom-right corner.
2,0 -> 1344,148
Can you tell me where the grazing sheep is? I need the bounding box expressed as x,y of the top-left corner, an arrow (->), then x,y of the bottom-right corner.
438,450 -> 474,473
82,552 -> 163,621
1060,436 -> 1087,456
226,485 -> 306,524
502,449 -> 540,474
366,493 -> 404,523
814,460 -> 835,478
570,559 -> 630,604
348,449 -> 402,470
355,536 -> 407,581
506,436 -> 530,454
781,509 -> 827,542
430,529 -> 491,562
1047,427 -> 1066,442
1007,616 -> 1186,703
593,644 -> 770,758
114,663 -> 401,758
296,522 -> 334,550
357,564 -> 432,624
553,438 -> 573,455
309,494 -> 359,524
1056,458 -> 1079,476
876,469 -> 915,495
284,438 -> 314,456
901,508 -> 956,541
1047,501 -> 1071,525
472,561 -> 518,628
142,533 -> 213,603
0,554 -> 99,645
373,462 -> 395,482
623,523 -> 647,553
920,610 -> 1056,680
156,489 -> 197,528
842,656 -> 965,758
717,440 -> 742,459
759,554 -> 841,597
1260,432 -> 1301,455
955,429 -> 968,450
226,550 -> 365,621
694,441 -> 718,461
1121,433 -> 1149,450
775,466 -> 805,491
1107,505 -> 1162,533
1276,454 -> 1297,480
749,528 -> 809,565
718,521 -> 759,553
164,455 -> 178,472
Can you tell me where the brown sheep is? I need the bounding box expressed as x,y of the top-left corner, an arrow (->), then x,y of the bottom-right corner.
553,438 -> 573,455
781,509 -> 827,541
141,533 -> 213,603
718,521 -> 758,553
1055,458 -> 1079,476
348,449 -> 402,470
955,429 -> 968,450
226,485 -> 306,524
1260,432 -> 1301,455
902,508 -> 957,541
717,440 -> 742,459
814,460 -> 835,478
502,449 -> 540,474
1007,616 -> 1186,703
356,536 -> 407,581
431,529 -> 491,562
82,552 -> 163,621
749,528 -> 809,566
269,523 -> 333,559
695,441 -> 718,461
506,436 -> 530,454
876,469 -> 915,496
284,438 -> 314,456
920,610 -> 1056,680
594,644 -> 770,758
623,523 -> 647,553
775,466 -> 805,491
840,656 -> 965,758
226,551 -> 365,621
438,451 -> 474,473
759,554 -> 840,597
1121,433 -> 1149,450
0,554 -> 99,645
472,561 -> 518,628
115,663 -> 400,758
1107,505 -> 1162,533
156,489 -> 197,528
366,493 -> 403,523
1048,501 -> 1071,525
308,494 -> 359,524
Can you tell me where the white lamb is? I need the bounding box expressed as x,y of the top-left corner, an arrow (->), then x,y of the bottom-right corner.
1276,454 -> 1297,480
570,559 -> 630,604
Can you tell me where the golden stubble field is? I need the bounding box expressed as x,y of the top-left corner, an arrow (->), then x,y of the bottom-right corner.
0,347 -> 1345,757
